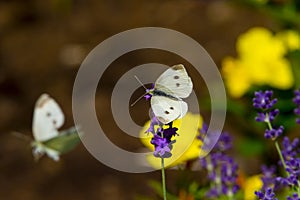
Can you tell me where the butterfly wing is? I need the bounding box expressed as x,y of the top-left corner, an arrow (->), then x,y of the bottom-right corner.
151,96 -> 188,124
155,64 -> 193,98
43,126 -> 81,154
32,94 -> 65,142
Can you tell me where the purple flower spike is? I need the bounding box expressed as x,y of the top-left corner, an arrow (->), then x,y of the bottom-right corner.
162,126 -> 178,143
255,110 -> 280,123
294,108 -> 300,116
253,90 -> 278,110
199,132 -> 239,198
215,132 -> 232,152
261,165 -> 277,189
268,109 -> 280,122
146,116 -> 160,134
151,134 -> 173,158
264,126 -> 284,140
147,118 -> 177,158
253,90 -> 283,140
255,187 -> 278,200
256,112 -> 268,122
293,88 -> 300,124
287,193 -> 300,200
276,137 -> 300,188
282,137 -> 299,160
293,90 -> 300,105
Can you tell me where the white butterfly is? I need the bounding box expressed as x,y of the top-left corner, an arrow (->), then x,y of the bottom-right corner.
30,94 -> 81,161
149,64 -> 193,124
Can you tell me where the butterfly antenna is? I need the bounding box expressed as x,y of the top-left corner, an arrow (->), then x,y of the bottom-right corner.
131,75 -> 149,107
134,75 -> 147,90
11,131 -> 31,142
130,91 -> 148,107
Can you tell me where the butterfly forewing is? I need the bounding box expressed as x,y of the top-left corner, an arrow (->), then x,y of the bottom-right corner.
32,94 -> 65,142
155,64 -> 193,98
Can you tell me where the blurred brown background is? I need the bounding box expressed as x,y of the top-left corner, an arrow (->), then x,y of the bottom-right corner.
0,0 -> 275,199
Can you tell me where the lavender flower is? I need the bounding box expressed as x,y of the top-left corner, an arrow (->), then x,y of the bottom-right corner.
160,125 -> 178,143
199,131 -> 239,198
253,90 -> 278,110
253,90 -> 300,198
148,121 -> 178,158
151,134 -> 173,158
287,193 -> 300,200
146,116 -> 160,134
255,187 -> 278,200
253,90 -> 282,140
293,88 -> 300,124
198,122 -> 208,141
260,165 -> 277,189
264,126 -> 284,140
276,137 -> 300,188
281,137 -> 299,161
215,132 -> 232,152
256,109 -> 279,123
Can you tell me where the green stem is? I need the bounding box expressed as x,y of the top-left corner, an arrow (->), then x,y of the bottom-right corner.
161,157 -> 167,200
265,119 -> 287,170
298,181 -> 300,196
275,141 -> 287,171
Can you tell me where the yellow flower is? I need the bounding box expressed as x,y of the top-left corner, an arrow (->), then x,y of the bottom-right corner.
222,27 -> 294,98
237,27 -> 286,60
140,112 -> 203,169
222,57 -> 252,98
243,175 -> 263,200
277,30 -> 300,51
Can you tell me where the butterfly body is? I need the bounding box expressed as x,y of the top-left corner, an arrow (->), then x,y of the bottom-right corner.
151,89 -> 181,101
149,64 -> 193,124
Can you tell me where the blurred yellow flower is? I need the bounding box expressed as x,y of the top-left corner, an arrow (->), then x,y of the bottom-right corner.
277,30 -> 300,51
243,175 -> 263,200
140,112 -> 203,169
222,27 -> 294,98
222,57 -> 252,98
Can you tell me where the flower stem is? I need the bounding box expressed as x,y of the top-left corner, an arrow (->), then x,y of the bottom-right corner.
297,181 -> 300,196
266,120 -> 289,177
161,157 -> 167,200
274,141 -> 288,175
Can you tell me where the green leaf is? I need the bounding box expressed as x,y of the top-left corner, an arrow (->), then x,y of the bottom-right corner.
43,126 -> 81,154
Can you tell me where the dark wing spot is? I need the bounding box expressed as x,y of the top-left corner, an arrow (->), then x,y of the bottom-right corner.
52,120 -> 57,125
46,112 -> 51,117
174,75 -> 179,79
165,111 -> 170,114
170,107 -> 174,110
176,83 -> 180,87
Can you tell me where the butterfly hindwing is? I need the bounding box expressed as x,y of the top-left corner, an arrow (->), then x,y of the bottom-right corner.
155,64 -> 193,99
151,96 -> 188,124
43,127 -> 81,154
32,94 -> 65,142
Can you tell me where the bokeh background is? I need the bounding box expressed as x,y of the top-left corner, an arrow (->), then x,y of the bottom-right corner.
0,0 -> 287,199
